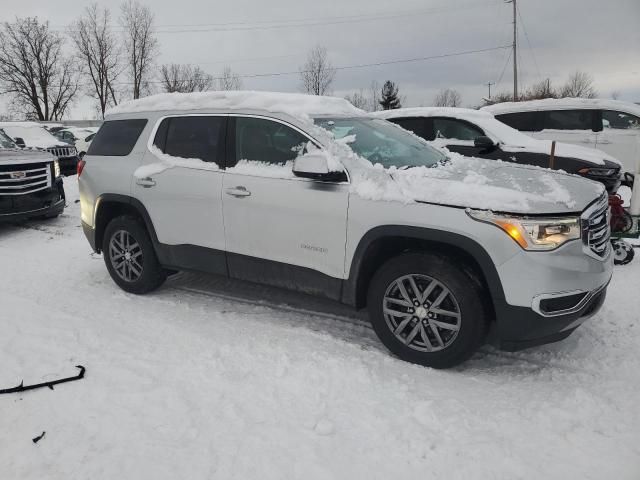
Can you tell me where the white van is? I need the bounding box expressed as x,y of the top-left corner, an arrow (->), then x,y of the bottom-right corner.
482,98 -> 640,174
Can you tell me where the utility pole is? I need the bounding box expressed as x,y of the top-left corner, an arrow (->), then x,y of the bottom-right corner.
506,0 -> 518,101
486,82 -> 495,100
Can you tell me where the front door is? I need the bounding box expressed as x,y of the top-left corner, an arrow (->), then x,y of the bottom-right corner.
134,115 -> 227,273
222,116 -> 349,299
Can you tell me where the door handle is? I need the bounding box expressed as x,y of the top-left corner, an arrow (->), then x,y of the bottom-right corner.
136,177 -> 156,188
225,186 -> 251,197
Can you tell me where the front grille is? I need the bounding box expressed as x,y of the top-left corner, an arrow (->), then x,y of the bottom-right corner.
581,194 -> 611,260
0,162 -> 51,196
46,146 -> 77,158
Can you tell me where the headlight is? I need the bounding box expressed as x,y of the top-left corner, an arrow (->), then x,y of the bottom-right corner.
53,159 -> 61,178
578,167 -> 618,177
468,210 -> 581,250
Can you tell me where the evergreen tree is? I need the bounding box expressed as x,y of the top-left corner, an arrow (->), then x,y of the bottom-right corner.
379,80 -> 401,110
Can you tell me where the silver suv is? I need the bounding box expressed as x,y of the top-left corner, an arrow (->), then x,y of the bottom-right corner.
78,92 -> 613,368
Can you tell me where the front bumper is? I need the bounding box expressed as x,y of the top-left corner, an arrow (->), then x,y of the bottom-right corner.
0,178 -> 65,222
493,283 -> 608,351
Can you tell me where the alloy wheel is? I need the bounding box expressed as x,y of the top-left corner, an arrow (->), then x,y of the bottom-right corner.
109,230 -> 144,282
383,274 -> 461,352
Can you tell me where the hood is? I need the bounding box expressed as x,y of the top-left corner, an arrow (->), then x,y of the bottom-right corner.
389,154 -> 604,215
0,149 -> 55,165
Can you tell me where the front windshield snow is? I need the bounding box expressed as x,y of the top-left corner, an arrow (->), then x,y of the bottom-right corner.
315,117 -> 446,169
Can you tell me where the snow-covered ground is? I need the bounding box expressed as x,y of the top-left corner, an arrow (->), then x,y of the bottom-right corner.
1,179 -> 639,479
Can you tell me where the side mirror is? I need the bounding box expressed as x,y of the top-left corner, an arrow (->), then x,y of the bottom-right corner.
474,136 -> 496,149
293,152 -> 331,179
14,137 -> 26,148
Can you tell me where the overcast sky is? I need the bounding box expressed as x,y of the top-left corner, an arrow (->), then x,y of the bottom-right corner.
2,0 -> 639,118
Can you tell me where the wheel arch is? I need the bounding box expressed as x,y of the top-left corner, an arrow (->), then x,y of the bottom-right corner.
94,194 -> 158,253
342,226 -> 506,316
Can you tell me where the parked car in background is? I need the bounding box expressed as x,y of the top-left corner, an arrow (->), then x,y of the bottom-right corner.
0,122 -> 80,176
482,98 -> 640,175
53,127 -> 98,158
79,91 -> 612,368
0,128 -> 65,222
375,107 -> 623,193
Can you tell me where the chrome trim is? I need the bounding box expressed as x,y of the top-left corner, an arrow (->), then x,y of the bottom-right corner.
0,164 -> 51,196
532,283 -> 607,318
580,194 -> 611,260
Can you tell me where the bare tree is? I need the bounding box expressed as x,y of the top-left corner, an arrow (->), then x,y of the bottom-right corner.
369,80 -> 381,112
522,78 -> 557,100
120,0 -> 158,99
611,90 -> 620,100
160,64 -> 213,93
300,45 -> 336,95
560,71 -> 597,98
217,66 -> 243,91
433,88 -> 462,107
0,17 -> 78,120
345,89 -> 369,110
72,4 -> 122,118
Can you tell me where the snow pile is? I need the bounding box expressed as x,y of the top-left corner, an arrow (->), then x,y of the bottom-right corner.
227,160 -> 295,179
0,122 -> 68,148
107,91 -> 365,122
134,146 -> 220,178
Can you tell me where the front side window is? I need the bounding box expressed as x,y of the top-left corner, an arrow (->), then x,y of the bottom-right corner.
432,118 -> 483,140
234,117 -> 308,165
544,110 -> 594,131
0,129 -> 16,148
153,116 -> 224,164
315,117 -> 446,169
602,110 -> 640,130
88,119 -> 148,156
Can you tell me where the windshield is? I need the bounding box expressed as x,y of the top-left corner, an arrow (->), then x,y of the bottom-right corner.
0,129 -> 16,149
315,117 -> 446,169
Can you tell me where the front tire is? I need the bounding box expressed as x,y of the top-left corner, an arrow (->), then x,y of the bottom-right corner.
367,253 -> 487,369
103,215 -> 166,294
612,239 -> 635,266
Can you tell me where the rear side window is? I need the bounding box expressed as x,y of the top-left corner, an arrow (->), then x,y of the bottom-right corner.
153,116 -> 224,164
87,119 -> 147,156
495,112 -> 541,131
391,118 -> 426,139
544,110 -> 594,131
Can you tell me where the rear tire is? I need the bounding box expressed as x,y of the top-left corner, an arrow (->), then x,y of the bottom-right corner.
103,215 -> 166,294
367,252 -> 487,369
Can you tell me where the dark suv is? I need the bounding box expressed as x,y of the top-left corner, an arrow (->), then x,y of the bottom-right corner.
376,107 -> 623,193
0,129 -> 65,222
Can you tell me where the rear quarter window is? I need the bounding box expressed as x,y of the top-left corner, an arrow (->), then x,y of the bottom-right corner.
543,110 -> 595,131
87,119 -> 148,156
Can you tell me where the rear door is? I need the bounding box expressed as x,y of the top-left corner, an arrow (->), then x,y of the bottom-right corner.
222,115 -> 349,298
133,115 -> 227,272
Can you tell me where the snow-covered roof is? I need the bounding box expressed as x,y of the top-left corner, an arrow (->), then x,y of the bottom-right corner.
107,91 -> 365,120
482,98 -> 640,116
0,121 -> 68,148
375,107 -> 496,122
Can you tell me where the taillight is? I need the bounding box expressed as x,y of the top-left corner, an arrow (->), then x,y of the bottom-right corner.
77,159 -> 86,177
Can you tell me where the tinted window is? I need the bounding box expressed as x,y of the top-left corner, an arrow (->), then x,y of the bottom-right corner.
391,118 -> 425,138
154,116 -> 224,164
602,110 -> 640,130
544,110 -> 594,130
88,119 -> 148,156
496,112 -> 541,131
235,117 -> 308,165
432,118 -> 483,140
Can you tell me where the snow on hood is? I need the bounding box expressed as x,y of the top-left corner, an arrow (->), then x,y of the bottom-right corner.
0,122 -> 68,148
350,153 -> 604,215
107,91 -> 366,122
0,148 -> 54,165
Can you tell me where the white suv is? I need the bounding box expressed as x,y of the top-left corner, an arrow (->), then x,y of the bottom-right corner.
483,98 -> 640,175
79,92 -> 613,368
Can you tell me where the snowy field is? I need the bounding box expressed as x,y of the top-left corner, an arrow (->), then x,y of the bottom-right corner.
1,179 -> 639,480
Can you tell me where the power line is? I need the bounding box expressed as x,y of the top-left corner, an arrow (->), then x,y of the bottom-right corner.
516,3 -> 542,80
